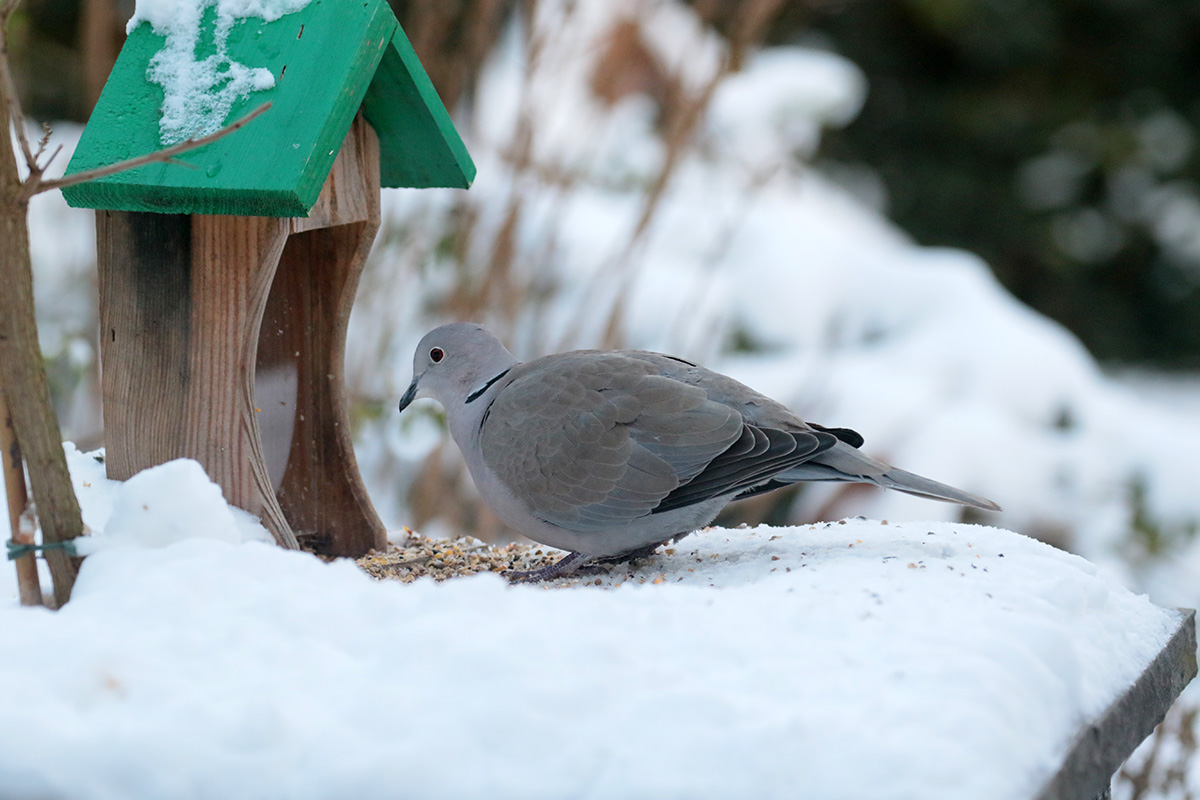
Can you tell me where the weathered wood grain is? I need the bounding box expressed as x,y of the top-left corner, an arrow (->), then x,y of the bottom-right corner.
1037,609 -> 1197,800
97,116 -> 388,554
260,222 -> 385,555
186,212 -> 296,547
97,209 -> 192,476
291,113 -> 379,233
259,115 -> 385,555
97,209 -> 298,547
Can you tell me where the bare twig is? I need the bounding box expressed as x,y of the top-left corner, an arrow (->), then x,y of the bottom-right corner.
25,101 -> 272,197
39,143 -> 61,172
0,0 -> 36,171
32,120 -> 49,162
596,0 -> 786,348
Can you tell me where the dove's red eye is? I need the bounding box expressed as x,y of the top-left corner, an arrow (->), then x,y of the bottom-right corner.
429,347 -> 445,363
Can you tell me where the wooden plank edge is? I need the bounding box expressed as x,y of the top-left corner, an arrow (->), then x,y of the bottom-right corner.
62,181 -> 311,218
363,27 -> 476,190
288,0 -> 397,212
1035,608 -> 1197,800
388,25 -> 476,188
63,0 -> 396,218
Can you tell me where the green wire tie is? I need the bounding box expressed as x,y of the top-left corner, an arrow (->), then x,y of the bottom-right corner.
6,539 -> 79,561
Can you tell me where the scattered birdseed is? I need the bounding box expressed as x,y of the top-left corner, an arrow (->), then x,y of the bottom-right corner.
355,529 -> 564,583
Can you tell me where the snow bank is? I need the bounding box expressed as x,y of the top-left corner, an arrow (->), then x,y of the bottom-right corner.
0,449 -> 1180,800
68,453 -> 273,553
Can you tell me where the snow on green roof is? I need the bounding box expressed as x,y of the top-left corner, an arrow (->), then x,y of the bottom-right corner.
62,0 -> 474,217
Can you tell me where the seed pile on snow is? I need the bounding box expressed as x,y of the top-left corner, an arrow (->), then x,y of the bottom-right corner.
355,529 -> 564,582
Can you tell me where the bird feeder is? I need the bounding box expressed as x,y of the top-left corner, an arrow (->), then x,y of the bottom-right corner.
61,0 -> 474,556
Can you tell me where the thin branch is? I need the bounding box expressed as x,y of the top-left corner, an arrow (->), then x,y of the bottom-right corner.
0,0 -> 36,171
38,142 -> 61,172
32,120 -> 49,162
27,101 -> 271,197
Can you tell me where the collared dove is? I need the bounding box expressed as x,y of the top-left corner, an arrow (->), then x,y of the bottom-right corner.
398,323 -> 1000,581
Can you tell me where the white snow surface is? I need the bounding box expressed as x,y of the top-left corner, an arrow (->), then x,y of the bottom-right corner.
69,453 -> 274,554
128,0 -> 311,144
0,448 -> 1180,800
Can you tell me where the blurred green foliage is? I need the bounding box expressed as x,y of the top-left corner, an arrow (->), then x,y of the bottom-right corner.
1127,473 -> 1198,559
13,0 -> 87,120
794,0 -> 1200,367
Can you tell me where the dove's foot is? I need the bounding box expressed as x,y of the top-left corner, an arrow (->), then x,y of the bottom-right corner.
504,550 -> 603,583
505,538 -> 687,582
593,542 -> 664,565
595,533 -> 695,566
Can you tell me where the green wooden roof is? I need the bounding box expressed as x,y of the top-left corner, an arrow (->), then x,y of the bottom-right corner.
62,0 -> 474,217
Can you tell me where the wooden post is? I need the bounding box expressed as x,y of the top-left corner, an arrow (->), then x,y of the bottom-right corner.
97,115 -> 386,554
259,116 -> 386,555
96,210 -> 192,471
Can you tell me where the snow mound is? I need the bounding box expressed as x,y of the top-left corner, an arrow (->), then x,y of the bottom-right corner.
73,456 -> 270,554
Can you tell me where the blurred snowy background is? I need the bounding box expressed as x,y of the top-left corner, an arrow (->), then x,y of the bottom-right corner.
8,0 -> 1200,795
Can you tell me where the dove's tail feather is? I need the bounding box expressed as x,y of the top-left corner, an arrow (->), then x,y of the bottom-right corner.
873,466 -> 1001,512
767,441 -> 1002,512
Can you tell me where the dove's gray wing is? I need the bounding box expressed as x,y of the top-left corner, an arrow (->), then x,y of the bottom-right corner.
618,350 -> 999,511
478,352 -> 836,532
653,425 -> 837,512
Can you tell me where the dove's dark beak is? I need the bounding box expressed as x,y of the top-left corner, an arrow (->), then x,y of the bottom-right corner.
397,377 -> 419,414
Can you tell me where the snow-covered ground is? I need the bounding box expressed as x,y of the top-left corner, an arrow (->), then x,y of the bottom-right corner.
0,451 -> 1182,800
5,0 -> 1200,797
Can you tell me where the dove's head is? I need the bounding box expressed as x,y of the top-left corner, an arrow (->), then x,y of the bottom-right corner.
398,323 -> 519,414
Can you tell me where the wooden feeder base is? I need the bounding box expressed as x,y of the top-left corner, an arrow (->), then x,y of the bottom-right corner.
95,116 -> 386,556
